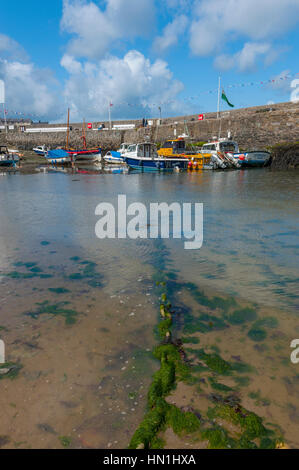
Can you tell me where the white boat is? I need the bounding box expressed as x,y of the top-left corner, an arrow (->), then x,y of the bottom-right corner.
74,150 -> 102,163
33,145 -> 49,156
104,151 -> 124,164
117,143 -> 132,155
201,140 -> 270,168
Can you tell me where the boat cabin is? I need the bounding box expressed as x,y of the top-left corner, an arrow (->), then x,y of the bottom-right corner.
117,143 -> 131,154
124,143 -> 157,159
158,139 -> 186,157
202,140 -> 239,154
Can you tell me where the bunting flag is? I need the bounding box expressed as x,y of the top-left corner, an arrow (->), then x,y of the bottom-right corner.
221,90 -> 234,108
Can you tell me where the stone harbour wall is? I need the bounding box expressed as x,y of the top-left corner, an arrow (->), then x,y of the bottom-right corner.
1,101 -> 298,153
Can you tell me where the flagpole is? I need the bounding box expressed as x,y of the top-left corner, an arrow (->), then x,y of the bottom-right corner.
217,76 -> 221,119
108,100 -> 112,130
218,77 -> 222,139
3,104 -> 7,135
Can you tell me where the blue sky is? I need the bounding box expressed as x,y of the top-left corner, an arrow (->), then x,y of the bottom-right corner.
0,0 -> 298,122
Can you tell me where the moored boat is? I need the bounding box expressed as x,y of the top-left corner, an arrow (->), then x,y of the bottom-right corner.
104,151 -> 124,164
33,145 -> 49,156
157,138 -> 224,170
233,150 -> 271,167
123,142 -> 189,172
45,148 -> 74,165
44,110 -> 101,165
0,146 -> 20,167
201,140 -> 270,168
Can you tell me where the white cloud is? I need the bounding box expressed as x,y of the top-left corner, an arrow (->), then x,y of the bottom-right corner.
0,59 -> 58,117
153,15 -> 188,53
60,50 -> 186,120
61,0 -> 156,60
0,34 -> 59,118
190,0 -> 299,68
214,42 -> 272,73
0,33 -> 28,62
268,69 -> 292,94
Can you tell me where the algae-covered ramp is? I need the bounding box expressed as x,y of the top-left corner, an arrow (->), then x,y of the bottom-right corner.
129,275 -> 286,450
270,143 -> 299,169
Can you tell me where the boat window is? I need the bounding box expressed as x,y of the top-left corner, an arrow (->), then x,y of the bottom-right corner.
128,145 -> 136,153
203,144 -> 216,151
162,141 -> 173,149
220,142 -> 238,153
173,141 -> 185,152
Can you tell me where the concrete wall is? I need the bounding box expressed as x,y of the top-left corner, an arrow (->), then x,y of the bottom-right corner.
1,101 -> 298,152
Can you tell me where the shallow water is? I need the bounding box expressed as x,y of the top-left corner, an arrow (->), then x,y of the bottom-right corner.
0,166 -> 298,448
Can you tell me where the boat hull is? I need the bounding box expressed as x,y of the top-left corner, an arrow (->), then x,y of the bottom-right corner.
75,153 -> 102,162
0,161 -> 17,167
234,151 -> 271,167
124,156 -> 189,171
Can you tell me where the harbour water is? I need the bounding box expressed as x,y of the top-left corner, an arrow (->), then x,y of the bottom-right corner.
0,166 -> 298,448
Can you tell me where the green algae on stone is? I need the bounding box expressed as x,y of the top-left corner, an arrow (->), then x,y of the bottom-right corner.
209,378 -> 233,392
201,426 -> 236,449
48,287 -> 70,295
248,327 -> 267,342
58,436 -> 71,448
181,337 -> 200,344
207,403 -> 276,443
68,260 -> 103,287
5,271 -> 37,279
70,256 -> 81,262
192,349 -> 232,375
227,307 -> 257,325
24,301 -> 79,325
0,362 -> 23,380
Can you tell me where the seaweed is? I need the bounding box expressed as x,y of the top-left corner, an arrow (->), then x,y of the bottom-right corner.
192,349 -> 232,375
24,301 -> 79,325
0,362 -> 23,380
227,307 -> 257,325
58,436 -> 71,448
247,327 -> 267,342
48,287 -> 70,294
181,337 -> 200,344
201,426 -> 236,449
129,290 -> 200,449
209,378 -> 233,392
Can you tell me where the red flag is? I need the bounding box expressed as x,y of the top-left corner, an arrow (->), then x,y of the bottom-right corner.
198,114 -> 204,121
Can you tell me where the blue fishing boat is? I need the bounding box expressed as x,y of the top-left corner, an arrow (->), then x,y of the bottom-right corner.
233,150 -> 271,167
123,143 -> 189,172
45,148 -> 74,165
0,146 -> 19,167
201,140 -> 271,168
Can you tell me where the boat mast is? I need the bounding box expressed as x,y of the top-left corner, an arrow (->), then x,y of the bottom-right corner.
66,108 -> 70,150
82,119 -> 87,149
217,76 -> 221,119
